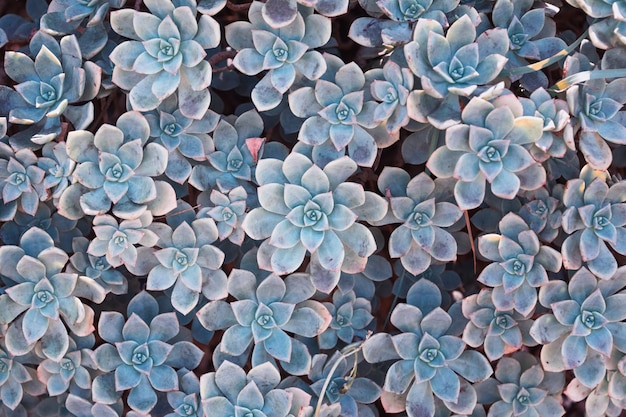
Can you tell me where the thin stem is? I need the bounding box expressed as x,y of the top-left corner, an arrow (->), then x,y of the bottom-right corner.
465,210 -> 477,274
313,333 -> 371,417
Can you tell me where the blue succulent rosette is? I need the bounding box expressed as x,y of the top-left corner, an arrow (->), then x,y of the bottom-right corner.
242,152 -> 387,292
109,0 -> 220,119
59,111 -> 177,220
225,1 -> 330,111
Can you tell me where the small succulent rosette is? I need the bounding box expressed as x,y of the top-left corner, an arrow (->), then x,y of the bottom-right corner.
427,94 -> 547,210
289,62 -> 382,167
363,298 -> 493,417
489,0 -> 567,89
242,152 -> 387,292
403,14 -> 509,129
226,1 -> 330,111
0,32 -> 101,145
531,267 -> 626,389
561,167 -> 626,279
92,291 -> 204,415
59,111 -> 177,220
110,0 -> 220,119
567,77 -> 626,170
197,270 -> 331,375
477,212 -> 562,316
200,361 -> 312,417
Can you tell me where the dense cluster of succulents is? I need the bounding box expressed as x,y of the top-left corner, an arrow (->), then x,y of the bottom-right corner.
1,0 -> 626,415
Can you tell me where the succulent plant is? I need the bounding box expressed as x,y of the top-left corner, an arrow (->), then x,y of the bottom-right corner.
68,237 -> 128,296
367,60 -> 414,134
378,168 -> 462,276
260,0 -> 349,28
567,78 -> 626,170
560,172 -> 626,279
477,212 -> 562,316
405,15 -> 508,100
189,109 -> 281,203
519,88 -> 574,162
109,0 -> 220,118
348,0 -> 460,48
530,267 -> 626,388
489,0 -> 568,89
0,203 -> 79,254
93,292 -> 204,414
242,152 -> 387,292
146,218 -> 226,315
197,270 -> 331,375
197,186 -> 247,245
377,0 -> 459,23
565,357 -> 626,417
462,289 -> 536,361
41,0 -> 125,58
0,148 -> 46,219
37,142 -> 76,203
200,360 -> 310,417
427,94 -> 546,210
0,32 -> 100,144
166,369 -> 202,417
517,187 -> 563,244
309,352 -> 381,417
0,344 -> 36,410
44,0 -> 123,30
566,0 -> 626,48
2,0 -> 626,415
0,228 -> 105,361
87,213 -> 158,269
145,95 -> 219,184
288,62 -> 382,167
362,303 -> 493,417
475,352 -> 565,417
225,1 -> 330,111
59,111 -> 177,220
403,14 -> 509,130
37,337 -> 96,396
318,289 -> 374,349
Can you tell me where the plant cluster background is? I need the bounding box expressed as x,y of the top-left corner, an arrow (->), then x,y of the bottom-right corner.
0,0 -> 626,416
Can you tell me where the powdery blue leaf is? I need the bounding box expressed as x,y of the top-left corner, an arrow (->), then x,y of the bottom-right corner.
562,335 -> 588,369
455,178 -> 486,210
233,49 -> 264,75
588,242 -> 618,280
384,359 -> 415,394
406,381 -> 435,417
128,377 -> 158,414
115,364 -> 141,390
221,325 -> 253,356
586,326 -> 612,357
149,364 -> 179,391
294,51 -> 327,80
573,350 -> 606,390
443,379 -> 478,415
243,208 -> 284,240
41,318 -> 70,361
448,350 -> 492,383
283,304 -> 329,337
270,243 -> 307,275
430,227 -> 457,261
263,329 -> 291,362
404,281 -> 440,318
430,367 -> 460,403
122,314 -> 150,344
23,309 -> 48,344
251,74 -> 283,112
